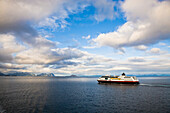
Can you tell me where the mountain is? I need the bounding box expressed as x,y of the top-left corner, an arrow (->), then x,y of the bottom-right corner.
37,73 -> 55,77
0,72 -> 55,76
0,72 -> 6,76
7,72 -> 36,76
69,75 -> 78,77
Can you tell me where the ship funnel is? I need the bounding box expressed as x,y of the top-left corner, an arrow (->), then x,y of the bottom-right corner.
122,73 -> 126,76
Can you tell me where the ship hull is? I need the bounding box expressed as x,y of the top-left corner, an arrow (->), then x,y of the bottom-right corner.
97,80 -> 139,84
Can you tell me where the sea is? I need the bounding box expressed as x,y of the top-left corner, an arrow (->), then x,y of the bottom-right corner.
0,76 -> 170,113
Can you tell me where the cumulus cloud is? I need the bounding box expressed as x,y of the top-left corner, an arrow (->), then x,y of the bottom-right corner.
15,47 -> 86,64
0,0 -> 77,29
0,0 -> 56,42
0,0 -> 89,44
0,0 -> 57,24
0,34 -> 85,66
15,48 -> 59,64
93,0 -> 170,49
134,45 -> 148,51
147,48 -> 166,55
150,48 -> 161,54
0,34 -> 25,63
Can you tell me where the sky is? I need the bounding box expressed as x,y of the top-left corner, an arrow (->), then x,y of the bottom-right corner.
0,0 -> 170,76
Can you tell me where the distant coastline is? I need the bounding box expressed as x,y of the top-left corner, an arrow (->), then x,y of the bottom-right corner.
0,72 -> 170,77
0,72 -> 54,77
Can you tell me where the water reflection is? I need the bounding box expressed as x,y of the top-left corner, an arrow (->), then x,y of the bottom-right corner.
52,77 -> 97,82
0,77 -> 50,113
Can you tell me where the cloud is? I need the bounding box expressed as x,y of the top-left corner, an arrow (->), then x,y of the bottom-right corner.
0,0 -> 56,42
82,35 -> 91,39
82,46 -> 97,49
0,63 -> 25,70
0,0 -> 56,24
4,47 -> 116,74
149,48 -> 161,54
15,48 -> 59,64
106,66 -> 132,71
15,46 -> 86,64
92,0 -> 115,21
93,0 -> 170,49
51,54 -> 117,75
1,46 -> 170,75
159,42 -> 166,46
33,36 -> 56,48
26,52 -> 170,75
0,0 -> 89,44
0,33 -> 85,65
147,48 -> 166,55
38,17 -> 60,32
134,45 -> 148,51
51,48 -> 86,61
128,57 -> 145,62
0,34 -> 25,63
0,0 -> 117,45
67,39 -> 81,48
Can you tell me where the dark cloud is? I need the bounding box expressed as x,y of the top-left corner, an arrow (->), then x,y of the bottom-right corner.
0,23 -> 38,46
46,60 -> 79,69
0,63 -> 25,69
0,51 -> 13,63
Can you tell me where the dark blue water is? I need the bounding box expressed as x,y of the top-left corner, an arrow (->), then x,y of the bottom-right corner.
0,76 -> 170,113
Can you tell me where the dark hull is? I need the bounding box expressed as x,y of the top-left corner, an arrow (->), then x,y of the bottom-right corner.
97,80 -> 139,84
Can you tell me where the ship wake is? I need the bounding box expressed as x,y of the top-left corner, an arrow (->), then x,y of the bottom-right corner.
140,84 -> 170,88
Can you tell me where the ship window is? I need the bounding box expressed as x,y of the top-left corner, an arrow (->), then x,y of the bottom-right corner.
110,76 -> 117,78
105,78 -> 108,80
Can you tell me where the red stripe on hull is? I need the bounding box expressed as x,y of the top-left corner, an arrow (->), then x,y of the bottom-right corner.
97,80 -> 139,84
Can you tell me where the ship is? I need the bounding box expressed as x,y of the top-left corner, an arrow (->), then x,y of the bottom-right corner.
97,73 -> 139,84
